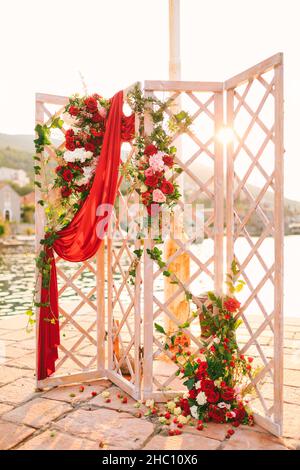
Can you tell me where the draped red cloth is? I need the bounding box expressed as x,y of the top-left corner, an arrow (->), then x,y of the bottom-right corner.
38,90 -> 134,380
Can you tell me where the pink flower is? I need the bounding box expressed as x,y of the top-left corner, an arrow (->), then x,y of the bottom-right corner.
149,153 -> 165,172
144,167 -> 154,177
98,106 -> 107,118
152,189 -> 166,203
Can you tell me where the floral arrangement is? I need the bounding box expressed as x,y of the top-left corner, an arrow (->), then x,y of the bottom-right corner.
121,85 -> 191,282
124,138 -> 181,216
35,94 -> 111,227
124,85 -> 191,214
27,94 -> 113,328
153,261 -> 256,435
27,84 -> 190,327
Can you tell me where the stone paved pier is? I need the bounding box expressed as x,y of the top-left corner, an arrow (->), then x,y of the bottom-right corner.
0,314 -> 299,450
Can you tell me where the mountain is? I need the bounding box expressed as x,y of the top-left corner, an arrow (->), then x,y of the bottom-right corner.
0,133 -> 35,153
0,133 -> 299,212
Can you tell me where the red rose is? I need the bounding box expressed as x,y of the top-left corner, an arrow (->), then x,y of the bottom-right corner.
91,113 -> 102,123
74,185 -> 86,193
145,175 -> 159,188
61,186 -> 72,198
62,169 -> 73,182
91,128 -> 104,137
232,406 -> 246,422
179,398 -> 190,415
85,142 -> 96,152
188,389 -> 197,400
93,138 -> 102,147
141,191 -> 152,206
197,360 -> 208,376
206,390 -> 220,404
55,165 -> 62,174
208,405 -> 226,423
221,386 -> 235,402
65,129 -> 74,139
223,297 -> 241,313
69,106 -> 79,116
67,163 -> 83,174
200,379 -> 215,394
144,144 -> 158,156
160,180 -> 174,195
163,155 -> 174,167
84,97 -> 98,112
65,139 -> 76,151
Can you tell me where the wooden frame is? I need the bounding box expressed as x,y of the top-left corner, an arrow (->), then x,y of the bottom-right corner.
35,54 -> 284,435
142,80 -> 224,400
225,53 -> 284,436
35,93 -> 107,390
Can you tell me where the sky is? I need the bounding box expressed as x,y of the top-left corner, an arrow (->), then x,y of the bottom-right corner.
0,0 -> 300,201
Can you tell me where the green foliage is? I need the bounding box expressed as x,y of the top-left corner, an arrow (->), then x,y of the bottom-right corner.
206,356 -> 225,381
183,377 -> 195,390
154,323 -> 166,335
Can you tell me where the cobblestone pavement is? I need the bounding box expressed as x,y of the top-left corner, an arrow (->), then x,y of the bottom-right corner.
0,314 -> 299,450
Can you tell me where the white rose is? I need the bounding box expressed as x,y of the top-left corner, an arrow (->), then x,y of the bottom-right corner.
195,381 -> 201,390
173,406 -> 182,416
82,150 -> 93,162
101,391 -> 110,398
213,337 -> 221,344
196,391 -> 207,406
63,150 -> 76,163
190,405 -> 199,419
214,378 -> 222,387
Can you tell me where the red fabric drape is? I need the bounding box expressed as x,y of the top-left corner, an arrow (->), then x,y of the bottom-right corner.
38,90 -> 133,380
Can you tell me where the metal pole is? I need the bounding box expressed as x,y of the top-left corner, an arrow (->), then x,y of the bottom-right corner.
164,0 -> 190,338
169,0 -> 181,80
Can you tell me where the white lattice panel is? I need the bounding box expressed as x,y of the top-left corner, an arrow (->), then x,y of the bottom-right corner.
142,81 -> 224,400
225,53 -> 284,435
35,95 -> 105,387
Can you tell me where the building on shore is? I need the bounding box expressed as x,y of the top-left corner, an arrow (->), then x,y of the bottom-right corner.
0,167 -> 30,187
0,183 -> 20,223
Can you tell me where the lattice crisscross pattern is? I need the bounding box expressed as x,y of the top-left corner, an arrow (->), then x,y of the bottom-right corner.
36,61 -> 284,435
142,81 -> 224,400
35,95 -> 104,384
106,141 -> 142,399
226,55 -> 284,435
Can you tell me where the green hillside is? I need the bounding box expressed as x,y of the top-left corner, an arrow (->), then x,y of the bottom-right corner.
0,146 -> 33,180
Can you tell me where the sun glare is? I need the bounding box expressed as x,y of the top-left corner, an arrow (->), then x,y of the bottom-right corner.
217,127 -> 234,145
